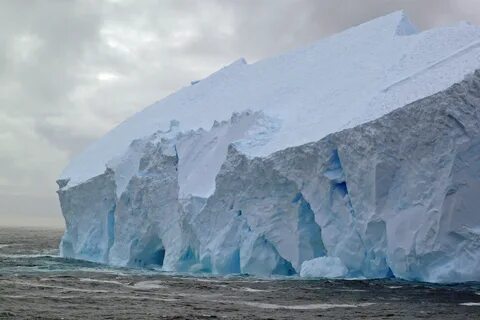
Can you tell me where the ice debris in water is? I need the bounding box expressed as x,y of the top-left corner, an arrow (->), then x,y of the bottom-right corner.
300,257 -> 349,278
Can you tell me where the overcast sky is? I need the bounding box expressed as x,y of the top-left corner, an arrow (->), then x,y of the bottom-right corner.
2,0 -> 480,227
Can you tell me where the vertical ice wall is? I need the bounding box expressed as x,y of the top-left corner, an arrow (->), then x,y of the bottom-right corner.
58,71 -> 480,282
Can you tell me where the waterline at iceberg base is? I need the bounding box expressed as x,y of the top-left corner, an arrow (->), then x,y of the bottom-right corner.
57,12 -> 480,283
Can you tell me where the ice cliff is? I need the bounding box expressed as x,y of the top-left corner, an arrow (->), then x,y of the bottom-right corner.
57,11 -> 480,283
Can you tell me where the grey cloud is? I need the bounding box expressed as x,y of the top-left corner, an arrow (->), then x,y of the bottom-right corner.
2,1 -> 102,109
34,120 -> 96,157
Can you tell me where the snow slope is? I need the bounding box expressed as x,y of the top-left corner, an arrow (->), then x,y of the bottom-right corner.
61,11 -> 480,198
58,11 -> 480,283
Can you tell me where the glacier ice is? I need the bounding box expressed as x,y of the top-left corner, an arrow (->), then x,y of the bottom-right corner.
58,11 -> 480,283
300,257 -> 348,278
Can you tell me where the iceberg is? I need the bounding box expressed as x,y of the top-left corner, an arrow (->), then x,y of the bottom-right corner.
57,11 -> 480,283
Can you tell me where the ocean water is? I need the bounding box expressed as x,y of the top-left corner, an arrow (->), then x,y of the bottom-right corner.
0,228 -> 479,319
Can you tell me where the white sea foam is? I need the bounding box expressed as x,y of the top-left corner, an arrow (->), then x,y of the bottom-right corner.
460,302 -> 480,306
236,301 -> 375,310
131,280 -> 167,290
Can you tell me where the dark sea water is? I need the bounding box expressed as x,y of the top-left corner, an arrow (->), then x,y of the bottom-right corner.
0,228 -> 479,319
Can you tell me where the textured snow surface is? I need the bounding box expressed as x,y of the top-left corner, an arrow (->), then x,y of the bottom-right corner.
58,12 -> 480,283
61,10 -> 480,193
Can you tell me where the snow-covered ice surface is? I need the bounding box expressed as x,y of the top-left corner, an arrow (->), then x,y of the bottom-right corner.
60,11 -> 480,190
58,11 -> 480,283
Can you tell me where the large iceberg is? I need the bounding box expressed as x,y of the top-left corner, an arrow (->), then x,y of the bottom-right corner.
57,11 -> 480,283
